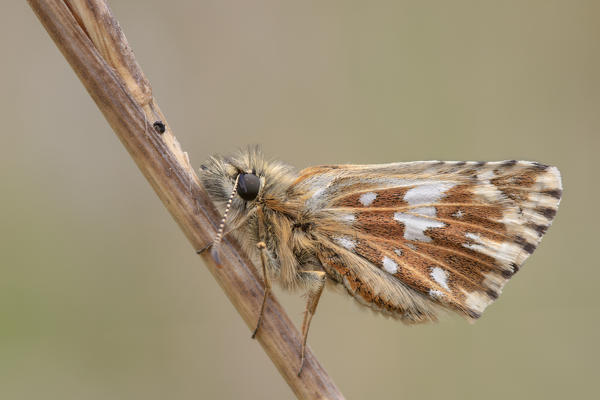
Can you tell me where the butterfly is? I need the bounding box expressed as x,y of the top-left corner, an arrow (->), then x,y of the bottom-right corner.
198,147 -> 562,375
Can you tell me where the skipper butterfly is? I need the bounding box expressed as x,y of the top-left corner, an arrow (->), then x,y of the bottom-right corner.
199,147 -> 562,374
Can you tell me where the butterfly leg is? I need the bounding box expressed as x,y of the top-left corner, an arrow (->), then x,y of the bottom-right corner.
298,270 -> 326,376
251,241 -> 271,339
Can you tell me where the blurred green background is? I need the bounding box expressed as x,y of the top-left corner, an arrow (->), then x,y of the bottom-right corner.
2,1 -> 598,399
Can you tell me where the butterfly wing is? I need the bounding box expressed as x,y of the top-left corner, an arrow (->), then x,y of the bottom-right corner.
292,161 -> 562,322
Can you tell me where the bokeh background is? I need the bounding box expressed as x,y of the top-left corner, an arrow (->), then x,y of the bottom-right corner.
2,1 -> 598,399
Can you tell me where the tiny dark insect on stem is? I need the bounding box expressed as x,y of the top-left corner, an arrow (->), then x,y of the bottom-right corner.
153,120 -> 166,133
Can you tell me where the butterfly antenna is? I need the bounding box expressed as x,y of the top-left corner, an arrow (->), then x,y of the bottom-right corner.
211,174 -> 240,265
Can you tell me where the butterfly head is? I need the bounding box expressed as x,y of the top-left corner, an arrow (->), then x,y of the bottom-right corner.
199,154 -> 261,228
199,147 -> 296,229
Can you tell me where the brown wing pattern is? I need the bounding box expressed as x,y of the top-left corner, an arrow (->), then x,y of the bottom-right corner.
294,160 -> 562,321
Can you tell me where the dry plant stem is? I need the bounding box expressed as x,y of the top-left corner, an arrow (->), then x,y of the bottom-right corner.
27,0 -> 344,398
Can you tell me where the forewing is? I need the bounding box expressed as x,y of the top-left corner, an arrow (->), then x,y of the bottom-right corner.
294,161 -> 562,319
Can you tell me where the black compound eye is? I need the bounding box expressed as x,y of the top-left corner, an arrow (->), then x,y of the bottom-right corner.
236,173 -> 260,201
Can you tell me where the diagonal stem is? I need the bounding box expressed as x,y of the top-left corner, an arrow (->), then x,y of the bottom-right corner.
27,1 -> 344,398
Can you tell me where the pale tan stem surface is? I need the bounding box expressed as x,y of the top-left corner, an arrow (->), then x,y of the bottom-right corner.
27,1 -> 344,398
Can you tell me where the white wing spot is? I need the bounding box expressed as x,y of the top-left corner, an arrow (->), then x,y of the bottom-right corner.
453,210 -> 464,218
430,267 -> 450,290
382,256 -> 398,274
429,289 -> 445,299
394,208 -> 445,242
412,206 -> 437,216
359,192 -> 377,206
465,232 -> 481,241
403,182 -> 455,205
334,236 -> 356,250
463,232 -> 522,266
394,249 -> 403,256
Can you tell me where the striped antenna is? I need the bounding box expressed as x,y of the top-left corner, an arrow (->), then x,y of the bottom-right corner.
211,174 -> 240,265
